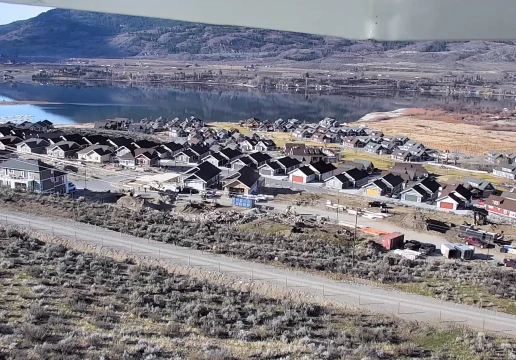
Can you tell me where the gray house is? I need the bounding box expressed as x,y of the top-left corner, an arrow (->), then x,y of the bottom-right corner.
0,159 -> 68,194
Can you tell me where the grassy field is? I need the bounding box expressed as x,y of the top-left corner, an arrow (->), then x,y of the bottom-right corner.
341,149 -> 394,170
425,164 -> 508,186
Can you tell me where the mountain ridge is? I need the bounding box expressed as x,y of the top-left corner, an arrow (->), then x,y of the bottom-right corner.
1,9 -> 516,66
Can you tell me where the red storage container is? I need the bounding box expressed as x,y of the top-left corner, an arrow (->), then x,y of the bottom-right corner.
381,232 -> 405,250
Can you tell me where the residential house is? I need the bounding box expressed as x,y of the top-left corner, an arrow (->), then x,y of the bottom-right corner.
82,135 -> 108,146
132,140 -> 159,149
189,144 -> 211,162
231,156 -> 254,170
77,145 -> 113,164
293,128 -> 312,139
47,141 -> 80,159
59,134 -> 89,146
363,143 -> 385,155
505,153 -> 516,165
153,146 -> 171,159
309,161 -> 337,181
400,177 -> 441,203
436,184 -> 472,210
0,136 -> 22,151
0,127 -> 14,137
16,138 -> 50,154
107,137 -> 133,150
493,165 -> 516,180
388,163 -> 429,181
284,144 -> 329,164
169,128 -> 187,138
485,194 -> 516,221
27,120 -> 53,132
485,151 -> 506,164
258,161 -> 282,176
247,152 -> 272,168
161,142 -> 185,157
219,148 -> 243,165
380,141 -> 397,154
203,152 -> 228,167
341,168 -> 370,188
0,159 -> 68,193
325,174 -> 350,190
182,161 -> 222,191
175,149 -> 198,164
135,148 -> 160,167
128,122 -> 154,134
11,129 -> 43,139
391,149 -> 413,162
40,132 -> 65,145
116,144 -> 137,158
319,117 -> 338,128
255,139 -> 277,152
289,166 -> 316,184
118,152 -> 136,167
224,167 -> 263,196
240,138 -> 258,152
275,156 -> 301,175
463,176 -> 496,198
362,173 -> 404,196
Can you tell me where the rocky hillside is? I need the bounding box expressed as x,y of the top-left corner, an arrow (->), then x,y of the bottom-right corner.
1,9 -> 516,65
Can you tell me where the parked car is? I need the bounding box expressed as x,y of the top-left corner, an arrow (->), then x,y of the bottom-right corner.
368,201 -> 386,208
67,182 -> 76,193
420,243 -> 436,255
477,199 -> 485,206
463,237 -> 488,248
504,259 -> 516,268
385,193 -> 392,198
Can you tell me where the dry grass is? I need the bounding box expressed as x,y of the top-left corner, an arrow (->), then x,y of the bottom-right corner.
425,165 -> 508,186
360,116 -> 516,155
341,150 -> 395,170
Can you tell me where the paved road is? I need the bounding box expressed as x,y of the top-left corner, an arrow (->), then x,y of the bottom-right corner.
1,210 -> 515,335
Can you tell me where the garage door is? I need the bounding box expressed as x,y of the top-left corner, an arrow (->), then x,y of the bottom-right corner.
261,169 -> 272,176
404,194 -> 419,202
440,202 -> 454,209
366,188 -> 379,196
292,175 -> 304,183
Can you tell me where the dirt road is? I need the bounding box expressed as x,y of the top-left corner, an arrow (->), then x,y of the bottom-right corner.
1,210 -> 515,335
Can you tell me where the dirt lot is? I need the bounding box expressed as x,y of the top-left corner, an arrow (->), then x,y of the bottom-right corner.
358,109 -> 516,155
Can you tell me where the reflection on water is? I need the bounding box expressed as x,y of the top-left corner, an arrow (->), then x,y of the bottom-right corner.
0,83 -> 513,125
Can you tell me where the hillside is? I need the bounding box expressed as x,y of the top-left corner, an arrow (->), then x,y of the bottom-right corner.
1,9 -> 516,66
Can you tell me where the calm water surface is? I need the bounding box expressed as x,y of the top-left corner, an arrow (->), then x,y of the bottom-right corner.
0,83 -> 514,125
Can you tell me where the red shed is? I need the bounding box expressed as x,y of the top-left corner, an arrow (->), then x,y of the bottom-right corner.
381,232 -> 405,250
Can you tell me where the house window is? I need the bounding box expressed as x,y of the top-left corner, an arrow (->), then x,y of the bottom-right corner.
493,201 -> 499,205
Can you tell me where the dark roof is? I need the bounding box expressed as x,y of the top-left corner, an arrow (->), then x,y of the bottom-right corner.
260,161 -> 281,170
0,127 -> 13,135
39,132 -> 64,141
275,156 -> 301,169
177,149 -> 196,158
51,141 -> 80,151
344,168 -> 369,181
0,136 -> 22,146
233,156 -> 253,165
135,148 -> 159,159
309,161 -> 337,174
185,161 -> 222,182
78,145 -> 113,156
248,151 -> 272,164
83,135 -> 108,145
133,140 -> 159,148
207,152 -> 226,162
229,167 -> 261,188
439,184 -> 472,200
108,137 -> 133,148
371,179 -> 388,190
296,166 -> 315,176
21,138 -> 49,148
162,142 -> 183,152
328,173 -> 349,184
220,147 -> 242,160
418,177 -> 440,194
380,173 -> 405,188
60,134 -> 88,145
0,159 -> 57,173
190,144 -> 210,156
464,176 -> 493,191
287,146 -> 324,156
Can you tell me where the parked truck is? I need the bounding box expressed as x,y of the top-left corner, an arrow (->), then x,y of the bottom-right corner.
454,244 -> 475,260
441,244 -> 459,259
381,232 -> 404,250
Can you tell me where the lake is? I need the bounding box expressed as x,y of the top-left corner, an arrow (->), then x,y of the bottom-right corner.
0,82 -> 514,125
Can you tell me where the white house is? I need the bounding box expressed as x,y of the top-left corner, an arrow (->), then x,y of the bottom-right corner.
308,161 -> 337,181
289,166 -> 316,184
325,174 -> 349,190
77,145 -> 114,164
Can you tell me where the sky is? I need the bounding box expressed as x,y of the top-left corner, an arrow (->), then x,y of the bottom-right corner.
0,3 -> 51,25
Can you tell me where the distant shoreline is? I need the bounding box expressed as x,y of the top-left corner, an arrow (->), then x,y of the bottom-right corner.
0,100 -> 60,106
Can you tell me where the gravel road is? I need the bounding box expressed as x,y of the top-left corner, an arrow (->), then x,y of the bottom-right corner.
1,209 -> 515,336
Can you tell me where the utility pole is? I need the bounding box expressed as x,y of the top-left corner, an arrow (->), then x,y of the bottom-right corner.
84,164 -> 87,190
352,208 -> 359,268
